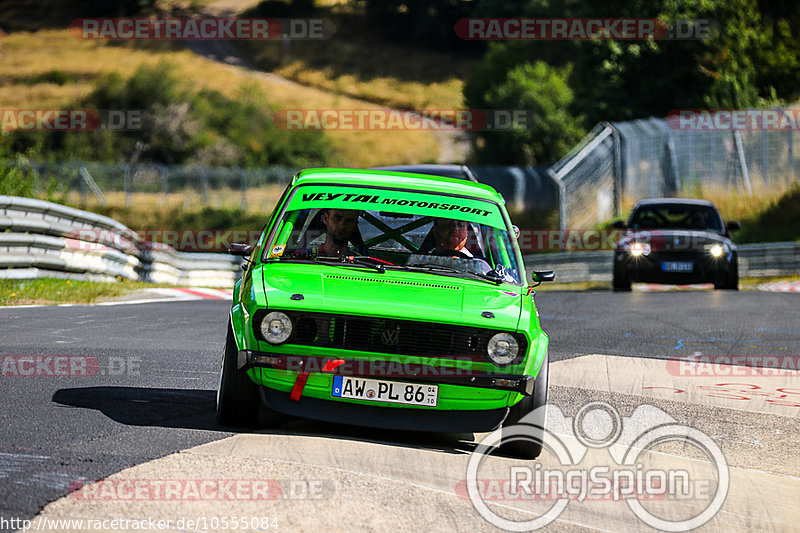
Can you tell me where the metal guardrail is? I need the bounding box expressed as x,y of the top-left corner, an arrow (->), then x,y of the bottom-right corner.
2,196 -> 797,286
524,242 -> 800,283
0,196 -> 241,287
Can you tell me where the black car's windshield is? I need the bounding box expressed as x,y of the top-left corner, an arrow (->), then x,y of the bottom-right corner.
264,205 -> 523,285
630,204 -> 724,233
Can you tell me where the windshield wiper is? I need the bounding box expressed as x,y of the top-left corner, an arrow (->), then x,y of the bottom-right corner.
316,255 -> 387,273
404,263 -> 503,284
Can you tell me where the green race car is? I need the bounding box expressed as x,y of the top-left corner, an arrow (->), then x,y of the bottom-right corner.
216,168 -> 554,458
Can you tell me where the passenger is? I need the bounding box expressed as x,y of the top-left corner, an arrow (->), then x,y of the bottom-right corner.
431,218 -> 474,257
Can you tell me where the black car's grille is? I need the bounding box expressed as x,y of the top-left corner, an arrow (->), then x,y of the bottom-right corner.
258,310 -> 525,358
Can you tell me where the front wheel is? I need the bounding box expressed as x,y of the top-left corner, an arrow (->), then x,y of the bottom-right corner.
500,351 -> 549,459
714,259 -> 739,290
612,265 -> 631,291
216,322 -> 260,427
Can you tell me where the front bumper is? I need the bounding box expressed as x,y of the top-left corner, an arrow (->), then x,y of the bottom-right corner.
260,386 -> 510,432
239,349 -> 535,395
615,250 -> 733,283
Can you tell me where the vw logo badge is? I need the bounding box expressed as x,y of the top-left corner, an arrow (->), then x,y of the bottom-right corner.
381,328 -> 399,346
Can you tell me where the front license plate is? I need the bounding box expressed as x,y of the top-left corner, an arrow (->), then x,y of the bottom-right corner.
332,375 -> 438,407
661,261 -> 693,272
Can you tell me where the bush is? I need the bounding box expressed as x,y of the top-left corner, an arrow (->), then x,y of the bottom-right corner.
6,62 -> 331,168
466,61 -> 585,165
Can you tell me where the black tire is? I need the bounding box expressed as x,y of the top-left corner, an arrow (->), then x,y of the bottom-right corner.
216,323 -> 260,427
715,260 -> 739,290
500,352 -> 549,459
726,257 -> 739,290
612,266 -> 632,291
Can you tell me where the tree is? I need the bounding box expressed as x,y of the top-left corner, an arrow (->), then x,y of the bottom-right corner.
468,61 -> 585,165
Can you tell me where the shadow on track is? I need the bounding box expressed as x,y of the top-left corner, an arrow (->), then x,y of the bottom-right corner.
52,387 -> 478,454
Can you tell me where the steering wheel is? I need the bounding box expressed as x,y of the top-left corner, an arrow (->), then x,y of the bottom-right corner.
432,249 -> 471,259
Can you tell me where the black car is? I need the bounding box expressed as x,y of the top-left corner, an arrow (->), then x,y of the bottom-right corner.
370,164 -> 478,182
611,199 -> 741,291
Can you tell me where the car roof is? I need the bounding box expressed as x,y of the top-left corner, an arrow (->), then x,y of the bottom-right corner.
633,198 -> 718,209
293,167 -> 504,203
369,164 -> 478,182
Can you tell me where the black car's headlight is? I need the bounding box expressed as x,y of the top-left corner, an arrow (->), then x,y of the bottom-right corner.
260,311 -> 293,344
704,243 -> 728,257
487,333 -> 520,365
629,242 -> 651,257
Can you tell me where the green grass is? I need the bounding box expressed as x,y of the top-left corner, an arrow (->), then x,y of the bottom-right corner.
0,278 -> 171,306
235,3 -> 473,111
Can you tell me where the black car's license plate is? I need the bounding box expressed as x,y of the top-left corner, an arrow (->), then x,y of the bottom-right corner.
661,261 -> 693,272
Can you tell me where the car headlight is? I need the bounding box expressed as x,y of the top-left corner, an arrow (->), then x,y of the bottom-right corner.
487,333 -> 520,365
629,242 -> 651,257
260,311 -> 293,344
704,243 -> 728,257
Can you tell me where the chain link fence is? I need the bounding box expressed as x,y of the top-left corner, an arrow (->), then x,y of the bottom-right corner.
30,162 -> 297,211
551,115 -> 800,230
18,162 -> 558,214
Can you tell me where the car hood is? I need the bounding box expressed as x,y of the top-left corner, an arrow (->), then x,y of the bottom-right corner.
257,262 -> 523,330
617,229 -> 732,251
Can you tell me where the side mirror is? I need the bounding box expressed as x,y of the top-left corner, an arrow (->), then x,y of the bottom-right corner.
512,225 -> 521,239
726,221 -> 741,232
531,270 -> 555,283
229,243 -> 253,256
611,220 -> 626,229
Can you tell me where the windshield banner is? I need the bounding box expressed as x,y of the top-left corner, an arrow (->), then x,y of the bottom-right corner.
287,185 -> 506,228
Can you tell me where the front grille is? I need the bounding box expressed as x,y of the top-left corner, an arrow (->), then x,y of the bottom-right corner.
261,310 -> 526,359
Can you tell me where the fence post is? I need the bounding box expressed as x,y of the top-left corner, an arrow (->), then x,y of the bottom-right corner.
610,123 -> 622,216
201,167 -> 209,205
124,163 -> 132,208
160,165 -> 168,206
733,130 -> 753,195
550,168 -> 567,232
240,168 -> 247,210
789,128 -> 795,183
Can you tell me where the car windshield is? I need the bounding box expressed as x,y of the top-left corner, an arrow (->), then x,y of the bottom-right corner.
630,204 -> 724,233
263,186 -> 523,284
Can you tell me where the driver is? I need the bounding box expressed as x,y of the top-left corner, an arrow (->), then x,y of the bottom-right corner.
310,208 -> 361,256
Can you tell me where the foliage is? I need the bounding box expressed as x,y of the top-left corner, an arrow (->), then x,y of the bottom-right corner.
5,62 -> 331,168
469,61 -> 585,165
463,0 -> 800,165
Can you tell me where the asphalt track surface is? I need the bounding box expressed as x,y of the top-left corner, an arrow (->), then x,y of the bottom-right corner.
1,290 -> 799,531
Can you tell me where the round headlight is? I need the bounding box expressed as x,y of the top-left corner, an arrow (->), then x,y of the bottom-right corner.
629,242 -> 651,257
709,244 -> 724,257
487,333 -> 520,365
260,311 -> 293,344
